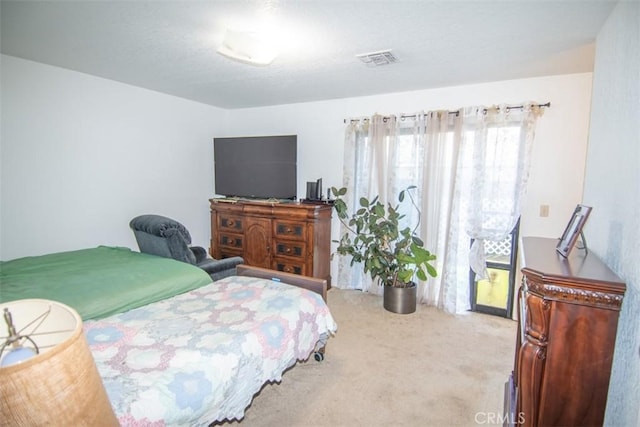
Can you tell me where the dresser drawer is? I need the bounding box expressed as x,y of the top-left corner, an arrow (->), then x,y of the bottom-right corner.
273,259 -> 306,276
219,216 -> 243,233
274,220 -> 305,241
219,233 -> 243,250
220,248 -> 243,258
274,240 -> 306,259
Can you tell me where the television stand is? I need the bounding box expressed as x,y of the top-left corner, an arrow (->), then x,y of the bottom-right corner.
209,199 -> 332,286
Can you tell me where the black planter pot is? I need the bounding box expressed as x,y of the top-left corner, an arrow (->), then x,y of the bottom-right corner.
383,282 -> 417,314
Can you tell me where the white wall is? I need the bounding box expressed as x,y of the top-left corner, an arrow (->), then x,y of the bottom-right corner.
0,55 -> 226,260
1,55 -> 594,271
583,2 -> 640,425
224,73 -> 594,276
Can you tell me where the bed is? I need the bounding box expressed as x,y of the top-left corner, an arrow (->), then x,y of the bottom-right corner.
0,246 -> 213,320
0,247 -> 337,425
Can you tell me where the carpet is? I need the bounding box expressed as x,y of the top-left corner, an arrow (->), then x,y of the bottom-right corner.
220,288 -> 516,426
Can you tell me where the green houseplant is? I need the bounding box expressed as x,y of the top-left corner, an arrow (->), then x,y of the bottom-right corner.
331,185 -> 437,313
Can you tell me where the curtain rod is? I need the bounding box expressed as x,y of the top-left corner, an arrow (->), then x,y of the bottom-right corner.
344,102 -> 551,124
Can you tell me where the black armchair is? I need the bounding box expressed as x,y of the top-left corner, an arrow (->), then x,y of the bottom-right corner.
129,214 -> 243,282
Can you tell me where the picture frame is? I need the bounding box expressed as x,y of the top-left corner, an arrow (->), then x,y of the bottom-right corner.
556,204 -> 592,257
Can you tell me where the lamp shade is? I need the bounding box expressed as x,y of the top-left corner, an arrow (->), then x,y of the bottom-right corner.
0,299 -> 117,425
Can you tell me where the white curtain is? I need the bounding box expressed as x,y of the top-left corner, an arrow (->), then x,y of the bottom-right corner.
338,112 -> 462,304
338,115 -> 398,295
337,103 -> 544,314
413,111 -> 462,307
462,104 -> 545,280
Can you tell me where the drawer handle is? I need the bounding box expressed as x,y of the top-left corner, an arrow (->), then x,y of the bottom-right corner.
227,220 -> 235,227
283,266 -> 293,273
285,247 -> 292,253
224,238 -> 237,246
286,228 -> 292,233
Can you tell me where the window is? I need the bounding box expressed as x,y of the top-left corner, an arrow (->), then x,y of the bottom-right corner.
339,105 -> 544,313
469,220 -> 520,317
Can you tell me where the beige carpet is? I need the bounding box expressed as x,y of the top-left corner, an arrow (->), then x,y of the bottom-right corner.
221,288 -> 516,426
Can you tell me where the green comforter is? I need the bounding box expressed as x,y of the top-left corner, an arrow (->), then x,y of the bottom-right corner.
0,246 -> 212,320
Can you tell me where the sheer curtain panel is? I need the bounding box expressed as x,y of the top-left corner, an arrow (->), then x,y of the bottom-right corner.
338,103 -> 544,314
462,104 -> 545,280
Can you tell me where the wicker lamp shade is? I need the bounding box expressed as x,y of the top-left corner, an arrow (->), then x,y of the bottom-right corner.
0,299 -> 118,426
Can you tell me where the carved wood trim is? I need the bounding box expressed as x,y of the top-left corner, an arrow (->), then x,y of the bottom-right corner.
525,292 -> 551,342
517,339 -> 547,427
525,278 -> 623,310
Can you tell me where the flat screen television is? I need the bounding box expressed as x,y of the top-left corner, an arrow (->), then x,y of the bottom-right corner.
214,135 -> 297,200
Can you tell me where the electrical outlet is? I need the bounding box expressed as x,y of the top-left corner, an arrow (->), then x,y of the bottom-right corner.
539,205 -> 550,217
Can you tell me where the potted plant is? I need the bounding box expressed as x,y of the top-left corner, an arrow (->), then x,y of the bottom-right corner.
331,185 -> 437,314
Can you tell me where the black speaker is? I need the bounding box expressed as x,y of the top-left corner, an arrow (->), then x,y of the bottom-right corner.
306,178 -> 324,200
306,182 -> 318,200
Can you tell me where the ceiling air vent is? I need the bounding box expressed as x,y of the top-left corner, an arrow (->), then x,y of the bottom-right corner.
356,50 -> 399,67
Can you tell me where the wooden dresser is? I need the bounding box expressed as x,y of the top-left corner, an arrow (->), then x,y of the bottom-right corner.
209,199 -> 332,285
505,237 -> 626,427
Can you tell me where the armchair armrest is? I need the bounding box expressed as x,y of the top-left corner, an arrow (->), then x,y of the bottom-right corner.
200,257 -> 245,281
190,246 -> 209,264
197,256 -> 244,274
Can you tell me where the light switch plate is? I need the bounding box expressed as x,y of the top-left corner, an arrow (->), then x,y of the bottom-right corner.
539,205 -> 549,217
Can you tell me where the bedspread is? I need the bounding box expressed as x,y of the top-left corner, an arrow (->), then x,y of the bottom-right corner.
1,246 -> 212,320
84,275 -> 337,426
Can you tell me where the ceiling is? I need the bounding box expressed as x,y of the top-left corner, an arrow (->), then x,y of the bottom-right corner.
0,0 -> 617,109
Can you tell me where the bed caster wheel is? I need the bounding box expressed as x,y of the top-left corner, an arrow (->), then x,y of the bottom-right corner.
314,351 -> 324,362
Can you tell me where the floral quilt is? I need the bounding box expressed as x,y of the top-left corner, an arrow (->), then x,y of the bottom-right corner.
84,275 -> 337,426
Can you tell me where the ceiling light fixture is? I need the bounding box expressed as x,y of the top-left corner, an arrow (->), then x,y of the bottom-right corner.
217,29 -> 278,66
